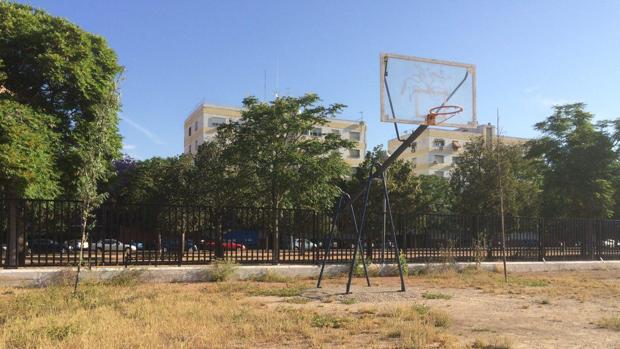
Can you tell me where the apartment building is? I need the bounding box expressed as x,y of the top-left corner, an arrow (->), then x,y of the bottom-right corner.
183,103 -> 367,167
387,124 -> 529,178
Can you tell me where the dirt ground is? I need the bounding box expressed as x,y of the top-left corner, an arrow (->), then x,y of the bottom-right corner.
0,267 -> 618,348
293,269 -> 620,348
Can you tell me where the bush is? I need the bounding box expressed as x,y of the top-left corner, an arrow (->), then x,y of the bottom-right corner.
206,259 -> 238,282
399,249 -> 409,277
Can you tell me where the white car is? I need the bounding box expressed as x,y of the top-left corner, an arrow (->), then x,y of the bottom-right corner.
65,239 -> 90,251
603,239 -> 619,248
93,239 -> 137,252
294,238 -> 317,250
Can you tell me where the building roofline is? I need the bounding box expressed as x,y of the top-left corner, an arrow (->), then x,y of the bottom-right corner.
185,101 -> 364,124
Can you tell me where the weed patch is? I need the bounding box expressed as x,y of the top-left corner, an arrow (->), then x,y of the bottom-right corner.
596,316 -> 620,331
422,291 -> 452,300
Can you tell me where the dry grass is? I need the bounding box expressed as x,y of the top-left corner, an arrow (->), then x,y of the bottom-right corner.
0,279 -> 456,349
0,268 -> 617,348
410,265 -> 620,301
597,316 -> 620,331
469,337 -> 513,349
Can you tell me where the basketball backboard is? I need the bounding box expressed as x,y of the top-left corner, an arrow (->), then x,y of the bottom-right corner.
380,53 -> 477,128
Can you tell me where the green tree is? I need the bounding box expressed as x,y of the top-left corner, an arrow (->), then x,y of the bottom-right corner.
346,146 -> 454,247
413,175 -> 454,215
528,103 -> 619,218
193,139 -> 246,207
218,94 -> 353,260
0,3 -> 123,196
0,98 -> 60,198
451,137 -> 542,217
73,94 -> 120,292
109,155 -> 195,205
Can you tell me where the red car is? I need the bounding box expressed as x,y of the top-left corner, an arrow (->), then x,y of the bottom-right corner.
203,240 -> 246,251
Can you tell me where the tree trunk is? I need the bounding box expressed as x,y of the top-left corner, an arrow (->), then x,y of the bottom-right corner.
74,203 -> 90,294
272,208 -> 279,264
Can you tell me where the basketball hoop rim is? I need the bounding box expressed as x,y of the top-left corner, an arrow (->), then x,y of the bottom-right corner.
428,105 -> 464,117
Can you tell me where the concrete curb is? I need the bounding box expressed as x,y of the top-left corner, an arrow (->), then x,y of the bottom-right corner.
0,260 -> 618,287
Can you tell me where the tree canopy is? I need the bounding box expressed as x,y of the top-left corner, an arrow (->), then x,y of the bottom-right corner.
0,98 -> 60,198
528,103 -> 619,218
218,94 -> 353,211
0,2 -> 123,197
450,137 -> 543,217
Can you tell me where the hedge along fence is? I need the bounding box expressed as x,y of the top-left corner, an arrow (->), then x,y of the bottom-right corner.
1,198 -> 619,268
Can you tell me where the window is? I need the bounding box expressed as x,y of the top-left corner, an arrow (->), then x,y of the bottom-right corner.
209,117 -> 226,127
194,121 -> 198,131
188,144 -> 192,153
434,138 -> 445,149
331,129 -> 341,136
349,149 -> 361,158
452,156 -> 461,165
410,141 -> 417,152
350,131 -> 361,141
188,127 -> 192,136
195,140 -> 198,151
434,171 -> 445,177
433,155 -> 444,164
310,128 -> 322,137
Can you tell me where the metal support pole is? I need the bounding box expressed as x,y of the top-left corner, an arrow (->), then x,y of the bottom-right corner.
317,195 -> 345,288
380,170 -> 406,292
346,172 -> 374,294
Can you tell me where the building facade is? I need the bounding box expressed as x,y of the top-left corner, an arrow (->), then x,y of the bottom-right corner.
387,124 -> 529,178
183,103 -> 367,167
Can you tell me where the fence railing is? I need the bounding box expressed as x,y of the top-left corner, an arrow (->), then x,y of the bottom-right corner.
1,198 -> 619,268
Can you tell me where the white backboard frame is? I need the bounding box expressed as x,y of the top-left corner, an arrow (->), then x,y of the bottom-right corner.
380,53 -> 478,129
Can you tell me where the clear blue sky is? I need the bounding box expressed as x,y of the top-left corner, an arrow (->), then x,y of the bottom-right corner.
17,0 -> 620,159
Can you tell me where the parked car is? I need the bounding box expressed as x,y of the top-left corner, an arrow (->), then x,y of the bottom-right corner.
93,239 -> 137,252
223,230 -> 260,249
161,239 -> 198,252
129,240 -> 144,250
293,238 -> 317,250
203,240 -> 246,251
27,239 -> 68,253
505,232 -> 540,247
64,239 -> 89,251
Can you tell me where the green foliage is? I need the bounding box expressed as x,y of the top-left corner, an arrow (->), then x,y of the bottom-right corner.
422,292 -> 452,300
249,284 -> 305,297
451,137 -> 543,217
111,155 -> 195,205
0,98 -> 60,198
311,314 -> 349,328
528,103 -> 619,218
353,253 -> 372,277
399,249 -> 409,277
218,94 -> 353,211
0,2 -> 123,197
346,146 -> 454,245
206,259 -> 238,282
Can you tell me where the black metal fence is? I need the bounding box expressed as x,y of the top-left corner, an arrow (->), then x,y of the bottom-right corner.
1,198 -> 619,267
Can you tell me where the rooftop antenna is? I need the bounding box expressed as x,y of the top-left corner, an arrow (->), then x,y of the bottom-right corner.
359,111 -> 364,122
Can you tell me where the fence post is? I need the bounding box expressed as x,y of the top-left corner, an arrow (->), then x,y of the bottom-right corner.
538,218 -> 545,261
591,219 -> 598,260
215,208 -> 223,259
4,199 -> 18,269
272,208 -> 280,265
